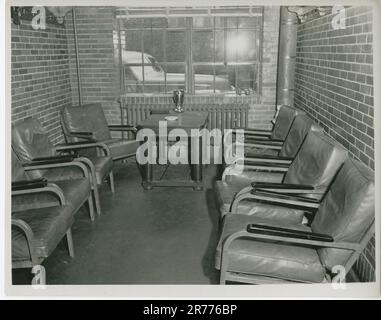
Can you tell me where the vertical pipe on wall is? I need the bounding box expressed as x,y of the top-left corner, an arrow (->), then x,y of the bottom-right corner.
72,7 -> 82,106
276,6 -> 298,108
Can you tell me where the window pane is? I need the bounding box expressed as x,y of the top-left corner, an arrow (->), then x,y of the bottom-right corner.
161,64 -> 186,93
215,64 -> 235,93
214,30 -> 225,62
227,17 -> 239,28
166,31 -> 186,62
192,30 -> 214,62
193,16 -> 213,28
235,64 -> 258,94
168,17 -> 186,28
194,65 -> 215,94
143,29 -> 164,62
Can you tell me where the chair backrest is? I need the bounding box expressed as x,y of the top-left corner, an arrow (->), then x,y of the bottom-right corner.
12,118 -> 55,161
283,130 -> 348,193
11,148 -> 30,182
279,115 -> 322,158
311,158 -> 375,273
61,103 -> 112,142
271,105 -> 304,140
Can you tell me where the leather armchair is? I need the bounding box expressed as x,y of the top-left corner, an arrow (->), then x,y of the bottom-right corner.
216,130 -> 348,220
12,148 -> 95,220
11,150 -> 96,283
60,103 -> 140,161
228,114 -> 322,164
216,158 -> 375,284
233,105 -> 304,141
12,117 -> 114,216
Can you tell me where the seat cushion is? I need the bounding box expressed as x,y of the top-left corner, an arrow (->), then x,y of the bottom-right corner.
12,178 -> 91,212
215,214 -> 326,283
215,181 -> 305,223
223,165 -> 285,186
54,179 -> 91,211
104,139 -> 140,160
86,156 -> 114,184
12,206 -> 74,261
43,165 -> 86,182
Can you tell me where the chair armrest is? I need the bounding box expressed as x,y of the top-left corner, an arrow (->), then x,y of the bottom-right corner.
240,162 -> 290,173
239,142 -> 283,150
108,125 -> 137,132
252,182 -> 315,194
12,182 -> 66,206
23,159 -> 90,180
12,178 -> 47,190
67,131 -> 95,141
243,156 -> 292,165
54,142 -> 111,156
12,218 -> 34,247
27,155 -> 76,166
245,138 -> 284,145
247,223 -> 333,242
230,190 -> 320,214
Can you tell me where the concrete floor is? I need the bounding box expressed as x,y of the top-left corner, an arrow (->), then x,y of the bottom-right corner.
13,162 -> 222,284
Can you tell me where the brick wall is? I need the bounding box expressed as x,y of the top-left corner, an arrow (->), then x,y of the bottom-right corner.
65,7 -> 121,125
294,6 -> 375,282
249,6 -> 280,129
11,19 -> 72,144
64,6 -> 279,129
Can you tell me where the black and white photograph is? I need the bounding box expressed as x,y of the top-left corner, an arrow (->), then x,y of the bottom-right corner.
1,0 -> 380,300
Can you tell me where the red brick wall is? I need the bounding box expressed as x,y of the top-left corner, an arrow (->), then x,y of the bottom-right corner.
11,19 -> 72,144
294,6 -> 375,282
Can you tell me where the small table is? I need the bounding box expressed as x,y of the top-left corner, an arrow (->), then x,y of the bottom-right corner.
136,111 -> 209,190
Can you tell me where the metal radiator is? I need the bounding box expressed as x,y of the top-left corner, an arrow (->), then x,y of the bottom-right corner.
121,103 -> 249,131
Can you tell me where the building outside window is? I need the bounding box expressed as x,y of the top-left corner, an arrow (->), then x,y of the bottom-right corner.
114,7 -> 264,96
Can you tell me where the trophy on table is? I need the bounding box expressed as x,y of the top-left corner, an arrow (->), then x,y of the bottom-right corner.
172,89 -> 185,113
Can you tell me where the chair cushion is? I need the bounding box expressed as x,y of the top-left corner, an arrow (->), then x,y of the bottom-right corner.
215,214 -> 326,283
86,156 -> 114,184
43,165 -> 86,182
278,115 -> 322,158
12,149 -> 30,182
104,138 -> 140,160
12,178 -> 91,212
215,181 -> 305,223
312,159 -> 375,270
61,104 -> 112,141
223,165 -> 285,186
12,206 -> 74,261
12,118 -> 56,179
271,106 -> 304,140
284,130 -> 348,193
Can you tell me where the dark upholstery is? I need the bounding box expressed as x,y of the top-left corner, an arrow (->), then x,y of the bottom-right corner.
215,158 -> 374,283
61,103 -> 140,160
278,115 -> 322,158
12,206 -> 74,261
217,130 -> 348,219
271,106 -> 304,140
12,118 -> 57,179
311,159 -> 375,270
12,117 -> 113,186
215,215 -> 325,283
226,130 -> 348,190
11,149 -> 91,213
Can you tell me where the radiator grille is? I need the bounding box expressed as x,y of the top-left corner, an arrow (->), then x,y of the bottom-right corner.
121,103 -> 249,131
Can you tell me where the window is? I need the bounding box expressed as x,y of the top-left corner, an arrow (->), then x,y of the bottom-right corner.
115,7 -> 263,96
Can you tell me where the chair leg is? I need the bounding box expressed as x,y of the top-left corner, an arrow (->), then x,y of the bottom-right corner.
109,171 -> 115,193
93,184 -> 102,216
88,193 -> 95,221
66,229 -> 75,258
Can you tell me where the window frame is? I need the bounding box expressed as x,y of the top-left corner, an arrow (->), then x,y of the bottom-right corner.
116,8 -> 264,96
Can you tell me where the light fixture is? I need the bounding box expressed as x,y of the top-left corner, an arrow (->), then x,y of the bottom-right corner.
46,6 -> 72,24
